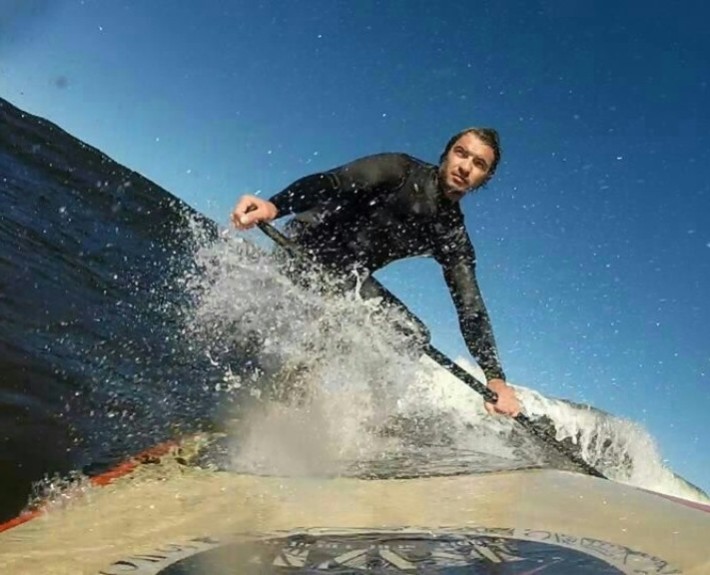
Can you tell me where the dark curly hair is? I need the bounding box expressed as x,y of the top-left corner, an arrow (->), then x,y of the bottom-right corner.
439,127 -> 502,182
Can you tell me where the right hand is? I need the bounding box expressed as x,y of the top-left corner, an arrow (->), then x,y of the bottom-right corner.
231,195 -> 278,230
484,378 -> 521,418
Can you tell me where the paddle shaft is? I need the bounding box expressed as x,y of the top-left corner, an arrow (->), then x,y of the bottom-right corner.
256,222 -> 607,480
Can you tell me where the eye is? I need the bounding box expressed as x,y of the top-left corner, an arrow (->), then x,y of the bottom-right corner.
473,158 -> 489,171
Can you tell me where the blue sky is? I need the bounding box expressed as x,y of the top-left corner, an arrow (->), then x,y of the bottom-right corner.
1,1 -> 708,491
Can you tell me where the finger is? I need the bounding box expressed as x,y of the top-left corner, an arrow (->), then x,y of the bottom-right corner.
234,197 -> 256,219
233,197 -> 261,228
503,402 -> 518,416
239,208 -> 259,227
232,211 -> 248,230
506,405 -> 520,418
235,195 -> 255,212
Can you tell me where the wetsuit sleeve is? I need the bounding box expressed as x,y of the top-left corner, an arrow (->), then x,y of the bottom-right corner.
269,153 -> 409,215
435,231 -> 506,382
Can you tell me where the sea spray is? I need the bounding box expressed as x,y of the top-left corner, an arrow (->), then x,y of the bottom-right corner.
180,230 -> 431,472
175,223 -> 708,503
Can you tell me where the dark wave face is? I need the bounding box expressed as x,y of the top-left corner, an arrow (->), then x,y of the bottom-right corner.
0,97 -> 225,520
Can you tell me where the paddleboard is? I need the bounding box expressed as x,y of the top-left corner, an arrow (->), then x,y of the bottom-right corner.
0,438 -> 708,575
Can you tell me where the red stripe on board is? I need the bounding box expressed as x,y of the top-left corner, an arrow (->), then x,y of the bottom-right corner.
0,441 -> 177,534
651,490 -> 710,513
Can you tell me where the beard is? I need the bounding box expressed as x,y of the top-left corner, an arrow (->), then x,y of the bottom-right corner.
443,186 -> 464,201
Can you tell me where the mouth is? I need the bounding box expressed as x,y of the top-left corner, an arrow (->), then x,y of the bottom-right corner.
451,174 -> 467,187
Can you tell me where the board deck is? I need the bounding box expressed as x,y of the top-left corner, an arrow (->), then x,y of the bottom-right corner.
0,453 -> 708,574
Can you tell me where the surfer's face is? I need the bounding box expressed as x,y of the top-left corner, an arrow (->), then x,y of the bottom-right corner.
439,133 -> 495,201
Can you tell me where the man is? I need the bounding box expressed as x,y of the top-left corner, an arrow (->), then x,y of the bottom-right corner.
231,128 -> 521,417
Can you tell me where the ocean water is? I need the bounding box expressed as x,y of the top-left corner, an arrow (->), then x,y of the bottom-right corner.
0,96 -> 706,523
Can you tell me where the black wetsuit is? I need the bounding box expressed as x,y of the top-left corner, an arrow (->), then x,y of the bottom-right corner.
269,153 -> 505,381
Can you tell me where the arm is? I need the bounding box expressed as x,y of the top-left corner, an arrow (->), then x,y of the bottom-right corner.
269,153 -> 410,216
441,254 -> 506,382
232,153 -> 409,229
436,230 -> 521,417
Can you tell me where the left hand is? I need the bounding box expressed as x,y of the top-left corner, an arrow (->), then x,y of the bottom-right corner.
484,378 -> 521,417
231,195 -> 278,230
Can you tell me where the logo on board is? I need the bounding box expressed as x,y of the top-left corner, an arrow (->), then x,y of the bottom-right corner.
98,527 -> 677,575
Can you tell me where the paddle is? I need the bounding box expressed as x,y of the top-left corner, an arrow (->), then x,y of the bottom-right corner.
256,221 -> 608,480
